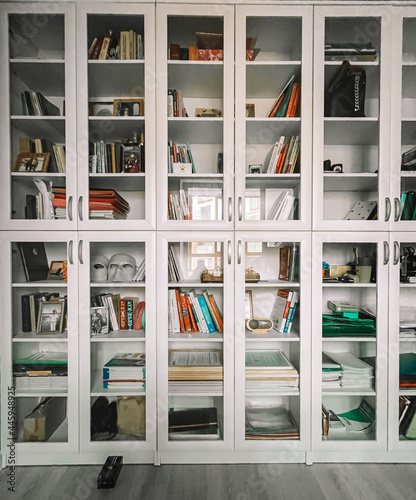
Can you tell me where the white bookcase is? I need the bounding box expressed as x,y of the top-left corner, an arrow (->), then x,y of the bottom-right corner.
234,5 -> 313,231
156,4 -> 235,230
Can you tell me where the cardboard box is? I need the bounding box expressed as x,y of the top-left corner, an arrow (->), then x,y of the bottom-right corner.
23,397 -> 67,442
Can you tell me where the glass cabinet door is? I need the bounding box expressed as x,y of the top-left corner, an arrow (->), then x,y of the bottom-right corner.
313,7 -> 391,230
76,4 -> 156,230
0,232 -> 79,461
234,232 -> 311,460
235,5 -> 313,230
156,5 -> 234,230
78,232 -> 156,462
0,4 -> 77,230
311,232 -> 389,459
157,232 -> 234,461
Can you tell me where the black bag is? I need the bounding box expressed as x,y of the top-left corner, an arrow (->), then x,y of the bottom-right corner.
91,396 -> 118,440
325,60 -> 366,117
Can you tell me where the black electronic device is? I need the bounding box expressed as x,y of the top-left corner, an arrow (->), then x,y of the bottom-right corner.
401,247 -> 416,282
323,159 -> 343,172
97,456 -> 123,489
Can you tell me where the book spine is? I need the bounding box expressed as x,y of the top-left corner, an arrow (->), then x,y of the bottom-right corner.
126,299 -> 134,330
119,299 -> 127,330
185,295 -> 198,333
284,292 -> 299,333
189,290 -> 208,333
197,296 -> 216,333
208,295 -> 223,332
21,294 -> 32,332
175,289 -> 185,333
179,293 -> 192,332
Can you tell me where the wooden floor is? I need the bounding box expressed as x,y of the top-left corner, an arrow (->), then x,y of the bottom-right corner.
1,463 -> 416,500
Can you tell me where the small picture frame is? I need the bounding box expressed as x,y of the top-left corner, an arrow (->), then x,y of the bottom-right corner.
91,306 -> 109,335
249,164 -> 262,174
37,301 -> 64,334
47,261 -> 67,281
14,153 -> 50,173
246,104 -> 255,118
114,98 -> 144,117
122,144 -> 143,173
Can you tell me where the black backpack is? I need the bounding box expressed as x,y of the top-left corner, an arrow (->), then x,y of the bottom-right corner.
91,396 -> 117,440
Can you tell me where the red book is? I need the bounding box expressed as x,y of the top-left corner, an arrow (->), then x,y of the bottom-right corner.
185,295 -> 198,333
208,295 -> 223,333
175,289 -> 185,333
180,292 -> 192,332
276,143 -> 289,173
119,299 -> 127,330
90,34 -> 104,60
286,83 -> 298,117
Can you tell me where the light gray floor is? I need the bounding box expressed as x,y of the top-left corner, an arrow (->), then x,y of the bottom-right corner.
1,463 -> 416,500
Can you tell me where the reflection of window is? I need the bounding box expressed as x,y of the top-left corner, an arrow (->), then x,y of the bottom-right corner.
245,189 -> 261,220
246,242 -> 262,256
187,187 -> 223,221
188,241 -> 222,272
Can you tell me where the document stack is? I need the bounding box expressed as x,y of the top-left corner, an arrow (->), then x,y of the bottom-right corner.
322,353 -> 343,389
245,404 -> 299,440
245,350 -> 299,394
323,351 -> 374,390
102,352 -> 146,389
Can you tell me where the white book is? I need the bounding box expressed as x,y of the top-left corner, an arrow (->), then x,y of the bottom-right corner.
267,136 -> 285,173
168,289 -> 181,333
278,194 -> 297,220
189,289 -> 208,334
266,189 -> 290,220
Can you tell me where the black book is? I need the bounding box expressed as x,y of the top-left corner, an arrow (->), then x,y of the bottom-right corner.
41,139 -> 59,173
36,92 -> 60,116
399,397 -> 416,436
23,91 -> 35,115
21,293 -> 33,332
168,407 -> 218,433
18,242 -> 49,282
25,194 -> 37,219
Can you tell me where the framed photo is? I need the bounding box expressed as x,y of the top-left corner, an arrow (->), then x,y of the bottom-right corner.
113,98 -> 144,117
14,153 -> 50,173
47,261 -> 67,281
37,301 -> 64,334
249,164 -> 262,174
246,104 -> 255,117
122,144 -> 143,173
91,306 -> 109,335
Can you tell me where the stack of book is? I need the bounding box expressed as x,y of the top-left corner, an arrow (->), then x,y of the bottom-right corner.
266,189 -> 298,221
399,395 -> 416,439
322,399 -> 376,437
89,189 -> 130,219
168,89 -> 187,117
267,75 -> 300,118
245,404 -> 299,440
324,42 -> 376,61
90,293 -> 145,332
102,352 -> 146,389
168,190 -> 192,220
168,289 -> 223,334
262,135 -> 300,174
89,31 -> 143,60
21,90 -> 60,116
168,245 -> 185,282
168,349 -> 223,394
13,351 -> 68,390
322,353 -> 343,389
323,351 -> 374,390
399,352 -> 416,388
168,140 -> 195,173
168,407 -> 220,440
19,137 -> 66,173
269,288 -> 299,334
323,300 -> 376,337
245,350 -> 299,394
278,244 -> 298,282
89,138 -> 144,174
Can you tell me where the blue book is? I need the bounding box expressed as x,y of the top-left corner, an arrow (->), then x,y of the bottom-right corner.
284,291 -> 299,333
197,295 -> 216,333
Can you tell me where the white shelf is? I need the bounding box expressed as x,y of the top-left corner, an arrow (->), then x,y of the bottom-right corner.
13,331 -> 68,342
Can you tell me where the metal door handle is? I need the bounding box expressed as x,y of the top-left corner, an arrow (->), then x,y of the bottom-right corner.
237,240 -> 242,265
228,197 -> 233,222
238,197 -> 243,221
78,196 -> 83,221
68,196 -> 73,221
394,198 -> 401,222
385,197 -> 391,222
227,240 -> 232,265
393,241 -> 400,265
383,241 -> 389,265
68,240 -> 74,265
78,240 -> 84,265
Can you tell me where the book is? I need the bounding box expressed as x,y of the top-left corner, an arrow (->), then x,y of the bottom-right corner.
168,289 -> 181,333
279,246 -> 291,281
168,349 -> 223,381
18,242 -> 49,282
270,288 -> 293,333
267,74 -> 295,117
197,295 -> 216,333
169,407 -> 218,434
327,300 -> 359,313
179,292 -> 192,332
284,290 -> 299,333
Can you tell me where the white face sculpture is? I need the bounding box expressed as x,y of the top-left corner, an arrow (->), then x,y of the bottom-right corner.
91,254 -> 109,282
108,253 -> 136,282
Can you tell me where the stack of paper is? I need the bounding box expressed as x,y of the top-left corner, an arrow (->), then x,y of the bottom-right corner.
324,351 -> 374,390
245,404 -> 299,440
245,350 -> 299,393
322,352 -> 343,389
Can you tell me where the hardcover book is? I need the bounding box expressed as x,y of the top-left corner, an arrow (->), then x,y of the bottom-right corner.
18,242 -> 49,282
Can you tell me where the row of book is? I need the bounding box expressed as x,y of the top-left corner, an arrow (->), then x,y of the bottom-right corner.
278,244 -> 298,282
21,292 -> 67,333
19,137 -> 66,173
103,352 -> 145,390
21,90 -> 60,116
245,350 -> 299,394
322,400 -> 375,438
168,288 -> 223,334
168,244 -> 184,282
89,139 -> 145,174
270,288 -> 299,334
14,351 -> 68,391
91,293 -> 145,332
322,352 -> 374,390
266,189 -> 298,221
263,135 -> 300,174
168,89 -> 187,117
168,190 -> 192,220
89,30 -> 143,60
168,140 -> 195,173
267,75 -> 300,118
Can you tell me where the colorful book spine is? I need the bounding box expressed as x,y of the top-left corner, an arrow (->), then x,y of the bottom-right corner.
119,299 -> 127,330
197,295 -> 216,333
179,293 -> 192,332
126,299 -> 134,330
284,291 -> 299,333
175,289 -> 185,333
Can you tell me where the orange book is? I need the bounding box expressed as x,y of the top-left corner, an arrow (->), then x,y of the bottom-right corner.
119,299 -> 127,330
208,295 -> 223,332
179,293 -> 192,331
185,296 -> 198,332
289,84 -> 300,117
286,83 -> 298,117
175,289 -> 185,333
276,143 -> 289,173
268,93 -> 285,118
